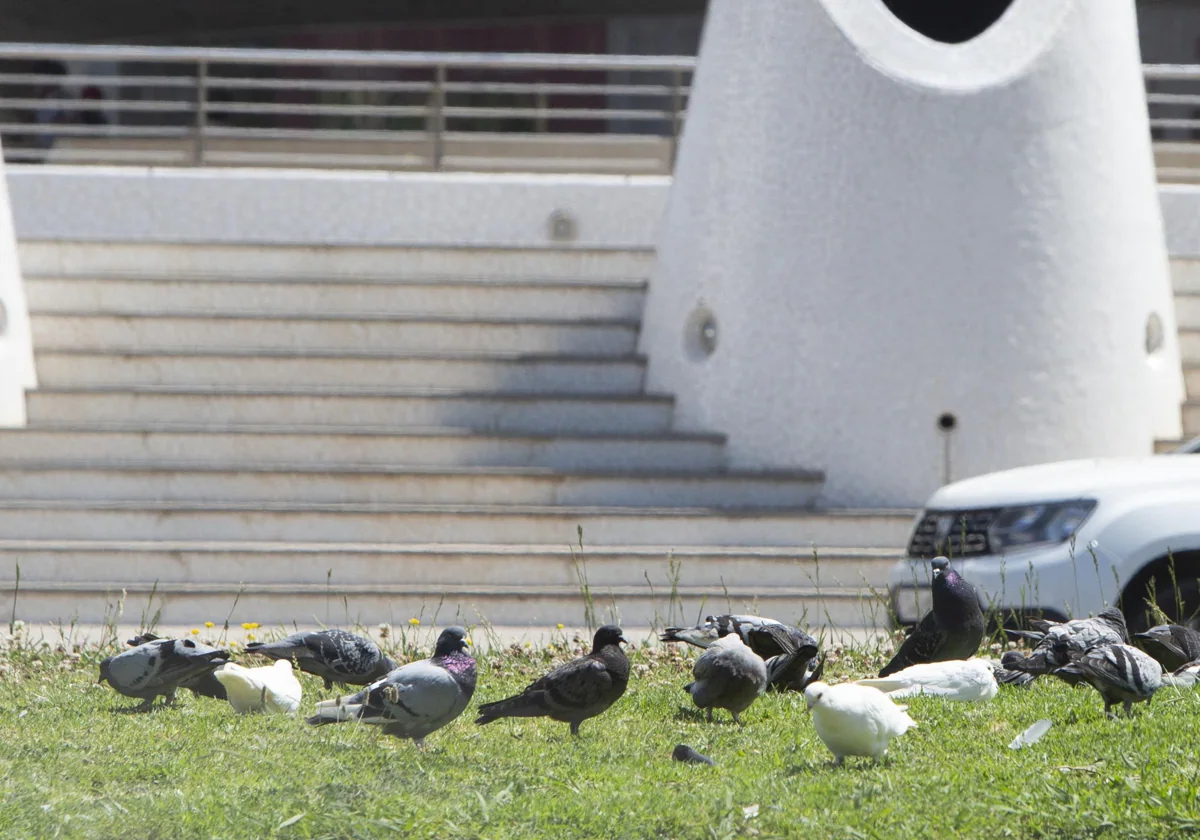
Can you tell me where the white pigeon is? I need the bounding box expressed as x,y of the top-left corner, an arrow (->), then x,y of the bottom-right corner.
213,660 -> 303,715
855,658 -> 998,702
803,681 -> 917,765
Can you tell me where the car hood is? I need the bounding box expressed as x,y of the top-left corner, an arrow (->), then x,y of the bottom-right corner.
927,456 -> 1200,508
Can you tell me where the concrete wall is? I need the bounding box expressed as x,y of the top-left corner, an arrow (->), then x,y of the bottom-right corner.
637,0 -> 1184,508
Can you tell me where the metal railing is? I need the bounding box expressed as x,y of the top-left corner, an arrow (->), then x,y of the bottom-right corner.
1,44 -> 1200,177
0,42 -> 695,174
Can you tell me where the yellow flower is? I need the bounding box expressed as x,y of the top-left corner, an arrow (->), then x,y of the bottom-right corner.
204,621 -> 214,629
190,628 -> 200,635
247,633 -> 256,641
241,622 -> 251,630
556,623 -> 564,630
249,623 -> 259,630
408,618 -> 420,626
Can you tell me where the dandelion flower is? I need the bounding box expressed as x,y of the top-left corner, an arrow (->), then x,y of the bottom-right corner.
204,621 -> 214,629
408,618 -> 420,626
556,623 -> 564,630
247,634 -> 256,641
241,622 -> 251,630
190,628 -> 200,635
249,622 -> 259,630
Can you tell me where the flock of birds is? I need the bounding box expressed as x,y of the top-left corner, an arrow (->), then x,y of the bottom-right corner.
93,555 -> 1200,765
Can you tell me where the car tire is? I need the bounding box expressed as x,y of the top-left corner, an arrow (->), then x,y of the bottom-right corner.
1128,574 -> 1200,633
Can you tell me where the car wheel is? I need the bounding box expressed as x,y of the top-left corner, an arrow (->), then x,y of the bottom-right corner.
1128,575 -> 1200,633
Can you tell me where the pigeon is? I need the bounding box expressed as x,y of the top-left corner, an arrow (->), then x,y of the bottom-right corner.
1134,624 -> 1200,671
660,614 -> 820,692
1002,608 -> 1129,678
672,744 -> 716,766
984,658 -> 1037,688
98,637 -> 230,711
244,628 -> 398,690
475,624 -> 629,735
684,633 -> 769,723
127,632 -> 227,701
1162,659 -> 1200,689
856,658 -> 998,702
307,626 -> 475,748
213,660 -> 303,715
879,557 -> 985,677
1052,643 -> 1163,718
803,681 -> 917,765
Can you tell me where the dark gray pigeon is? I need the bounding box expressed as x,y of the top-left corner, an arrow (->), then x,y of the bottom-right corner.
244,628 -> 398,690
127,632 -> 227,701
1134,624 -> 1200,671
986,659 -> 1037,688
673,744 -> 716,765
99,637 -> 230,711
1053,643 -> 1163,718
684,633 -> 768,723
1002,608 -> 1128,678
475,624 -> 629,735
306,627 -> 475,748
879,556 -> 985,677
660,614 -> 820,692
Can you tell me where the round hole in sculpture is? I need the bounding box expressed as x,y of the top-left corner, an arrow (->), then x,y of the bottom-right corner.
0,298 -> 7,337
684,305 -> 718,361
880,0 -> 1016,43
937,412 -> 958,433
1145,312 -> 1164,356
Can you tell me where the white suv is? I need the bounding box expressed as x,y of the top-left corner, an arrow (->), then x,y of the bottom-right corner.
888,447 -> 1200,632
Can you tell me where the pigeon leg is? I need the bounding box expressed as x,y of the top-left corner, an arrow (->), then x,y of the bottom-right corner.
1123,700 -> 1134,718
831,755 -> 845,768
323,678 -> 333,691
164,690 -> 178,706
705,708 -> 713,724
414,736 -> 427,750
569,721 -> 582,736
732,711 -> 742,726
1103,701 -> 1116,720
134,697 -> 156,713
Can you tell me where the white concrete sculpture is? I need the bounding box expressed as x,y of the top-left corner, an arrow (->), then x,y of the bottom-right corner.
639,0 -> 1183,506
0,137 -> 34,426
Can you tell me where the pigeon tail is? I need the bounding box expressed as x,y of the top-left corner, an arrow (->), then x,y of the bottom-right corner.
474,693 -> 549,726
306,696 -> 365,726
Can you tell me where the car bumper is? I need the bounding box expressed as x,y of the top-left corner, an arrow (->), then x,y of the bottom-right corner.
888,541 -> 1105,625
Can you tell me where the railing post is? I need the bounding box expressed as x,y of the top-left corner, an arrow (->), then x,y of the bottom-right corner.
668,68 -> 683,172
193,59 -> 208,165
430,63 -> 446,171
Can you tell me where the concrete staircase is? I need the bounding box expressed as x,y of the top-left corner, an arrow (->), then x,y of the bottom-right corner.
1160,258 -> 1200,451
0,241 -> 913,632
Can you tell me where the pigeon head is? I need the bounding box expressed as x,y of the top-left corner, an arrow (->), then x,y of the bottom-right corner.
803,681 -> 830,711
931,556 -> 950,578
592,625 -> 629,651
97,656 -> 113,686
1097,607 -> 1129,640
433,626 -> 472,656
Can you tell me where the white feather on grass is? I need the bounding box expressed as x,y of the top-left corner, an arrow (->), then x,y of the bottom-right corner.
1008,719 -> 1053,750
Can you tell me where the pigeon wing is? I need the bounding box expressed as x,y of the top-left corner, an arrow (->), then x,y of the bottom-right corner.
534,657 -> 615,714
358,660 -> 462,729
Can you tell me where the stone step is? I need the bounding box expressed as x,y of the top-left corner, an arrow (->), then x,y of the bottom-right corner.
0,541 -> 900,590
30,312 -> 639,356
24,275 -> 646,320
34,349 -> 648,394
0,424 -> 727,472
1176,292 -> 1200,329
25,387 -> 676,434
0,500 -> 918,545
1178,329 -> 1200,364
1185,364 -> 1200,399
1154,438 -> 1191,454
0,580 -> 887,630
0,462 -> 824,508
1182,402 -> 1200,435
1172,259 -> 1200,294
17,241 -> 657,283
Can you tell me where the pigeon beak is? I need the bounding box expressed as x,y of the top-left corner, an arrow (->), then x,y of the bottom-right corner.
619,636 -> 630,646
464,636 -> 473,647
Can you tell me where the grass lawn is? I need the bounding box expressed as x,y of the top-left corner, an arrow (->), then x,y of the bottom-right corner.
3,624 -> 1200,840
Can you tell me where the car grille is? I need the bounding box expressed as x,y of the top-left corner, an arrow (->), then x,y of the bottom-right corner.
907,508 -> 1001,558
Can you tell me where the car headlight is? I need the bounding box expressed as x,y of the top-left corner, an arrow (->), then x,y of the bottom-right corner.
987,499 -> 1097,553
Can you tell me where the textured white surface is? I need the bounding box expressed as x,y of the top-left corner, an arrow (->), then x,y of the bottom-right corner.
0,138 -> 34,426
638,0 -> 1184,507
5,167 -> 667,249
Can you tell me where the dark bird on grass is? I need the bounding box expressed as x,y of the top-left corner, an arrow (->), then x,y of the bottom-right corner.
673,744 -> 716,766
684,633 -> 768,723
127,632 -> 227,701
475,624 -> 629,735
244,628 -> 398,690
1162,659 -> 1200,689
1001,608 -> 1128,678
306,626 -> 475,748
660,614 -> 820,692
1134,624 -> 1200,672
879,556 -> 985,677
1052,643 -> 1162,718
986,659 -> 1037,688
99,637 -> 230,711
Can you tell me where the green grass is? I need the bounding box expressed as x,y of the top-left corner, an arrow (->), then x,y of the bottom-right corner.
3,629 -> 1200,840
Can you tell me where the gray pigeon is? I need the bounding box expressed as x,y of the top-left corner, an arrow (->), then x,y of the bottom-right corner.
127,632 -> 227,701
984,658 -> 1037,688
306,627 -> 475,748
475,624 -> 629,735
244,628 -> 398,690
673,744 -> 716,765
99,638 -> 230,711
1134,624 -> 1200,672
684,633 -> 768,723
660,614 -> 820,692
1002,608 -> 1128,678
1053,644 -> 1162,717
1162,659 -> 1200,689
879,556 -> 985,677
